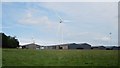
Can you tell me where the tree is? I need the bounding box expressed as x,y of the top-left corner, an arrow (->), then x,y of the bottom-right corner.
1,33 -> 8,48
0,33 -> 19,48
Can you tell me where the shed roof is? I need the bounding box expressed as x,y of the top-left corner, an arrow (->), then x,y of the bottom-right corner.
49,43 -> 91,46
22,43 -> 40,46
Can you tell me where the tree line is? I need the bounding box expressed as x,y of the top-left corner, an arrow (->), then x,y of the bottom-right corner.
0,33 -> 19,48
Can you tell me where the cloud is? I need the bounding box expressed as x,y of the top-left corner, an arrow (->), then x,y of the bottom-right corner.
19,15 -> 50,25
64,31 -> 117,45
18,8 -> 57,29
17,2 -> 117,31
95,36 -> 111,41
41,2 -> 118,28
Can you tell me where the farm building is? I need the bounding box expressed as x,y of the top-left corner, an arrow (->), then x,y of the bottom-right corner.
44,46 -> 56,49
68,43 -> 91,49
105,46 -> 113,50
21,43 -> 41,49
91,46 -> 106,50
21,43 -> 120,50
39,46 -> 45,49
111,46 -> 120,50
45,44 -> 69,49
45,43 -> 91,50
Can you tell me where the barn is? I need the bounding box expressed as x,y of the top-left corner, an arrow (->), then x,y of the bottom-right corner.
44,46 -> 56,49
44,44 -> 69,50
45,43 -> 91,50
91,46 -> 106,50
68,43 -> 91,49
21,43 -> 40,49
111,46 -> 120,50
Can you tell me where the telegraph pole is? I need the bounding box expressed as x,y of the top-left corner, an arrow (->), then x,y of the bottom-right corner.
109,32 -> 112,46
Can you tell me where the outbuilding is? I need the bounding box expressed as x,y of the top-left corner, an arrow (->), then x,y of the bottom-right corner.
91,46 -> 106,50
46,43 -> 91,50
21,43 -> 40,49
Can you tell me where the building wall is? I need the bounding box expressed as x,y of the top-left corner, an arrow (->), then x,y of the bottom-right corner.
56,46 -> 60,49
80,45 -> 91,49
44,45 -> 68,49
68,44 -> 80,49
43,43 -> 91,50
112,47 -> 120,50
22,44 -> 40,49
48,46 -> 56,49
40,46 -> 44,49
98,47 -> 106,50
25,44 -> 36,49
59,45 -> 68,49
92,48 -> 99,50
92,46 -> 106,50
44,46 -> 56,49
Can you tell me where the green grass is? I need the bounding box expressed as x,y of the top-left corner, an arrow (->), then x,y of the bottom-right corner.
0,48 -> 2,67
2,49 -> 119,66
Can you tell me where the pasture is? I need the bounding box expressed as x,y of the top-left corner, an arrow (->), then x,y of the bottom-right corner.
2,49 -> 119,66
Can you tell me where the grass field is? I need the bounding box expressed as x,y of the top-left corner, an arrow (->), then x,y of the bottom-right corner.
0,48 -> 2,67
2,49 -> 119,66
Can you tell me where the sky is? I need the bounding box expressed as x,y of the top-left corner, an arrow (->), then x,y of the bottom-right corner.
1,0 -> 119,2
1,2 -> 118,46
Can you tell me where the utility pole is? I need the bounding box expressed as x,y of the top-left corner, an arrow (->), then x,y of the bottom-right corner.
32,37 -> 35,44
109,32 -> 112,46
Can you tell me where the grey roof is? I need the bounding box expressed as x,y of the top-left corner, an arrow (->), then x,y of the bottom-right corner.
48,43 -> 91,46
22,43 -> 40,46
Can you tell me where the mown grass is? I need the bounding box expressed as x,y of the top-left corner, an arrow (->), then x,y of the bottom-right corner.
0,48 -> 2,67
2,49 -> 119,66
